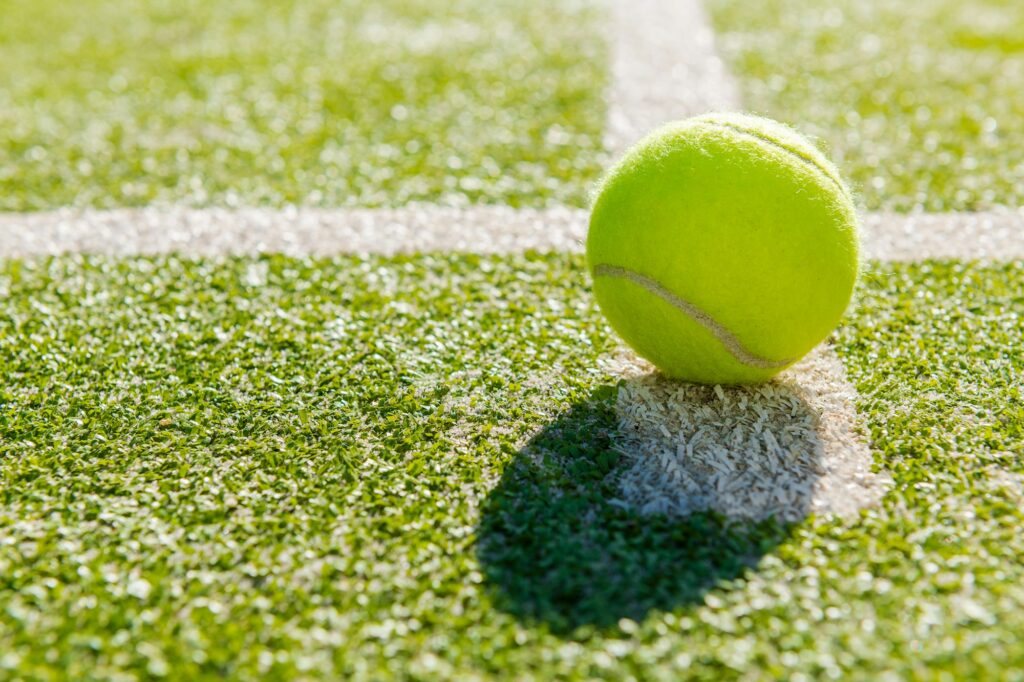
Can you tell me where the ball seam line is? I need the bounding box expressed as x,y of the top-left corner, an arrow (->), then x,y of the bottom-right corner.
704,121 -> 848,197
592,263 -> 795,370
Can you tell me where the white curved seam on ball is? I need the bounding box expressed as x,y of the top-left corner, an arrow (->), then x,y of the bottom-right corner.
592,263 -> 794,370
704,122 -> 848,197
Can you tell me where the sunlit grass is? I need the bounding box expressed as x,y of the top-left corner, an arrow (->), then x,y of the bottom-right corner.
0,0 -> 607,211
1,254 -> 1022,679
708,0 -> 1024,211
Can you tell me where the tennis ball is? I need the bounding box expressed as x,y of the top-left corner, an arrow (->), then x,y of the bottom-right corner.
587,113 -> 859,385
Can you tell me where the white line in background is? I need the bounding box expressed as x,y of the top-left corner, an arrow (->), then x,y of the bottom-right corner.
861,211 -> 1024,262
0,206 -> 587,258
2,206 -> 1021,260
605,0 -> 741,155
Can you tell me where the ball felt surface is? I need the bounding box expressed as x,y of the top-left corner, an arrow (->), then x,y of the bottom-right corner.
587,113 -> 859,384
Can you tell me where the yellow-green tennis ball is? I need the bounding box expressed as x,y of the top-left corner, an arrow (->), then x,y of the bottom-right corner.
587,113 -> 859,385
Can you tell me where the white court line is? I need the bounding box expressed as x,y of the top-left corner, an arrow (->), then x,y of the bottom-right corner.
1,206 -> 1022,261
0,205 -> 585,258
861,211 -> 1024,261
608,345 -> 887,523
605,0 -> 740,155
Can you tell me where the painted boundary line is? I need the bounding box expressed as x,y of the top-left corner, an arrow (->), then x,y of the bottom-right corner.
861,211 -> 1024,262
605,0 -> 740,155
1,206 -> 1022,260
0,206 -> 583,258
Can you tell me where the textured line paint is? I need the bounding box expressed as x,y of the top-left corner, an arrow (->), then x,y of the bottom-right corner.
592,263 -> 793,369
606,345 -> 890,521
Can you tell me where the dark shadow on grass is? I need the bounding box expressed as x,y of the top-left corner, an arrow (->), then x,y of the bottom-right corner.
475,385 -> 793,635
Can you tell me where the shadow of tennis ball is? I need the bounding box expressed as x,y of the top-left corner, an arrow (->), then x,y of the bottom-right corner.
475,386 -> 789,634
475,345 -> 885,633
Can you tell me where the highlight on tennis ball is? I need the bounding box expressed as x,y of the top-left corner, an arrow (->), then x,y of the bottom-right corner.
587,112 -> 859,385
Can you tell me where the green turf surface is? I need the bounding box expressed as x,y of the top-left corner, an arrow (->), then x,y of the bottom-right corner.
2,254 -> 1022,679
707,0 -> 1024,212
0,0 -> 606,211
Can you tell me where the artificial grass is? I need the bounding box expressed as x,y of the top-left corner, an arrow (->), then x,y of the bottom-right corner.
0,0 -> 606,211
706,0 -> 1024,212
1,254 -> 1022,680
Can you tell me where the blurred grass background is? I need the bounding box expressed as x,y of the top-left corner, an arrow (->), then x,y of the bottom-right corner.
0,0 -> 607,211
3,0 -> 1023,212
708,0 -> 1024,211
